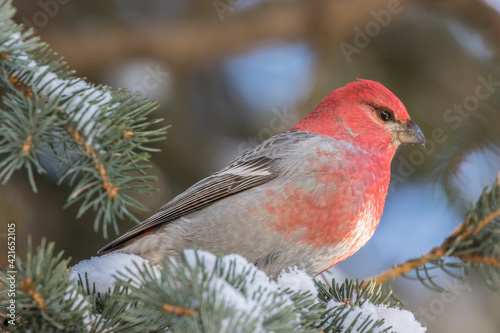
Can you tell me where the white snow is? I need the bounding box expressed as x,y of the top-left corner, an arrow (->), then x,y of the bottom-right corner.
62,284 -> 106,330
29,65 -> 114,145
182,249 -> 295,330
326,300 -> 426,333
3,31 -> 118,145
70,252 -> 153,294
277,266 -> 318,300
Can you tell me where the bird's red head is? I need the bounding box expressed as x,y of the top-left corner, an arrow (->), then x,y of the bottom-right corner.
291,79 -> 425,153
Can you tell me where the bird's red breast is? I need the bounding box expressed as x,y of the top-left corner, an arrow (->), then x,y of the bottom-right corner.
263,139 -> 393,259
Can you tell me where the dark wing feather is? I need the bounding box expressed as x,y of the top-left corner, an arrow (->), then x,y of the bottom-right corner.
97,156 -> 276,254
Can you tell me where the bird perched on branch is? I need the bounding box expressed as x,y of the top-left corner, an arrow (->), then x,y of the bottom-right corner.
98,79 -> 425,277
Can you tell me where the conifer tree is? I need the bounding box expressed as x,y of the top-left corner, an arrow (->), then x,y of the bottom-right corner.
1,1 -> 499,332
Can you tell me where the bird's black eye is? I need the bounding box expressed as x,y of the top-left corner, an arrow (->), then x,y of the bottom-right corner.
379,110 -> 392,121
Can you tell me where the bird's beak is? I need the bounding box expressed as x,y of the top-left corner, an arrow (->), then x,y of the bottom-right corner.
398,119 -> 426,146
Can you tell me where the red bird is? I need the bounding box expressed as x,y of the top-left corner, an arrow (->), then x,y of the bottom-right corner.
99,80 -> 425,277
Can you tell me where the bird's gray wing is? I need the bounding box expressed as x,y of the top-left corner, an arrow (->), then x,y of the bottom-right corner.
97,130 -> 317,254
98,156 -> 277,253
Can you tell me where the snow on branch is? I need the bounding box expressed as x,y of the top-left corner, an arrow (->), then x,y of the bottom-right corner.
0,238 -> 426,332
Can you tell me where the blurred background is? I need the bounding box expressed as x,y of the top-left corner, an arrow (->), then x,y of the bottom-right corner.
3,0 -> 500,331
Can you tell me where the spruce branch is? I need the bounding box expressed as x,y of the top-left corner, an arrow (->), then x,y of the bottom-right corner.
2,239 -> 327,333
317,279 -> 396,308
160,303 -> 198,316
2,237 -> 430,333
315,279 -> 398,332
371,172 -> 500,292
0,0 -> 168,237
114,251 -> 323,332
0,238 -> 90,332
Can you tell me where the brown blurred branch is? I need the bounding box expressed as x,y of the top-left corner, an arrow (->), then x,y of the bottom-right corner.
41,0 -> 389,76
